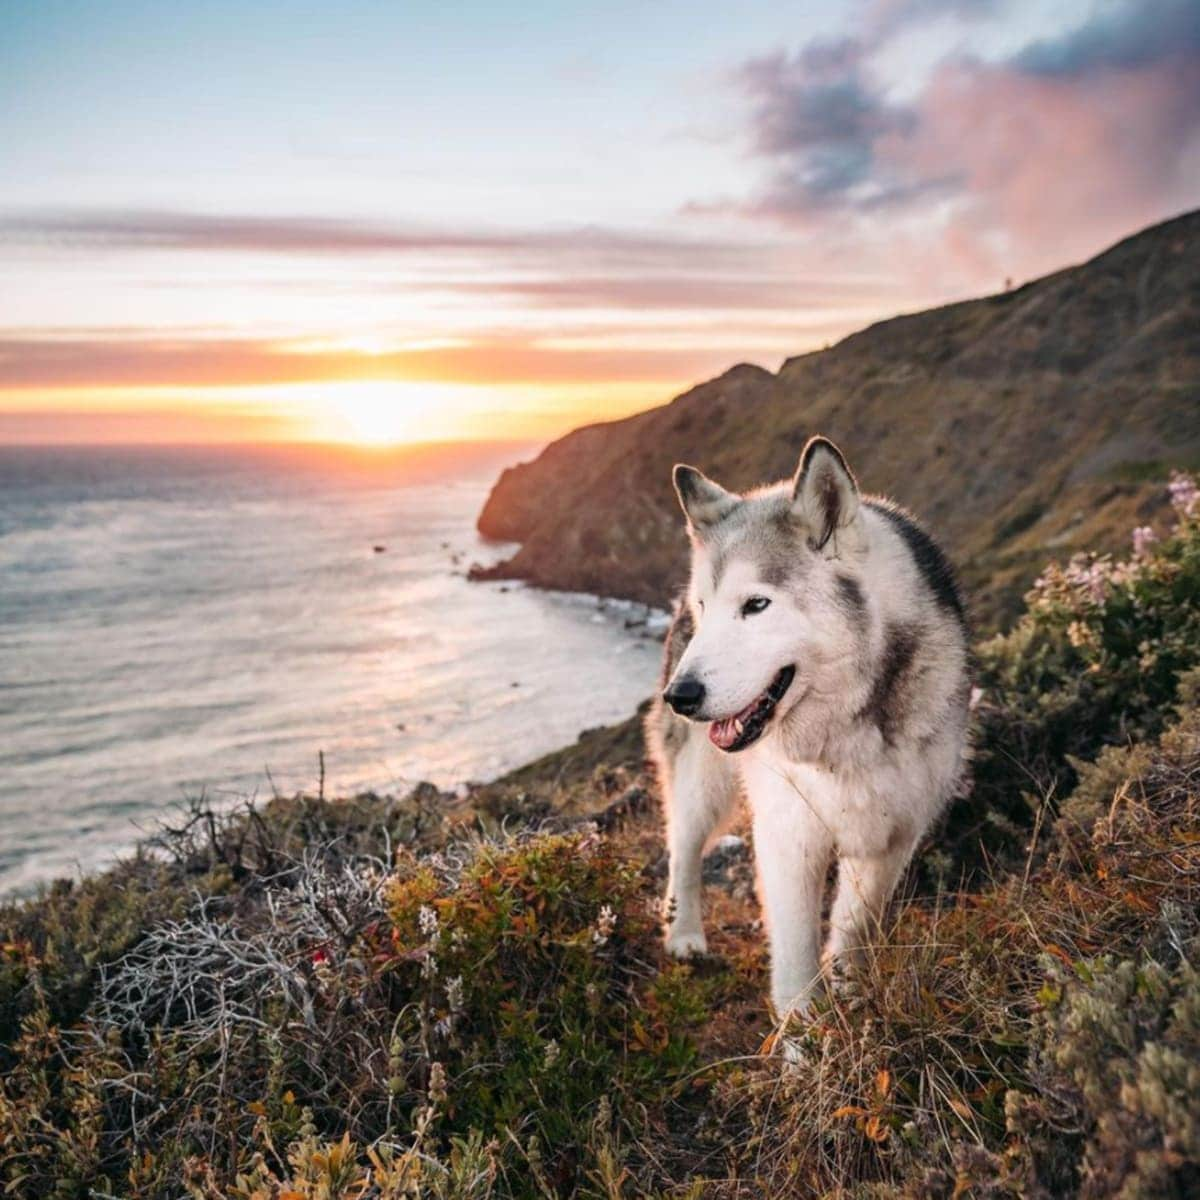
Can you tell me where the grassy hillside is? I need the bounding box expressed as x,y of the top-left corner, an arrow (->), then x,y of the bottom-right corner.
2,477 -> 1199,1198
474,210 -> 1200,631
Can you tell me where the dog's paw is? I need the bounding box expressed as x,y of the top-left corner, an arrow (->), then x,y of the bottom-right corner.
778,1033 -> 810,1068
664,928 -> 708,958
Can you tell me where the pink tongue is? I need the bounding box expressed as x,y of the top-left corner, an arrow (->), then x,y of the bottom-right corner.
709,717 -> 740,749
708,696 -> 760,749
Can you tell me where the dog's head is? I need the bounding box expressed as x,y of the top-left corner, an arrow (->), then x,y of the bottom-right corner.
662,436 -> 868,752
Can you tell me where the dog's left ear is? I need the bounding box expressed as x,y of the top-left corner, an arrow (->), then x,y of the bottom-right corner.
673,463 -> 739,533
792,436 -> 860,554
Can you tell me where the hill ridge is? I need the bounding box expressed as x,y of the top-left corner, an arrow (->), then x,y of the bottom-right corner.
475,209 -> 1200,627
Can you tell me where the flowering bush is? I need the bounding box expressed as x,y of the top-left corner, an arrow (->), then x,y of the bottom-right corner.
374,829 -> 703,1187
933,474 -> 1200,883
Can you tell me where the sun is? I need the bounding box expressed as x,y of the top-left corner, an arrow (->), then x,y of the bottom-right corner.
332,384 -> 427,444
243,376 -> 655,446
301,382 -> 443,445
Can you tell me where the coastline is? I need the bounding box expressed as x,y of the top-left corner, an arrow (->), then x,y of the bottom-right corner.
0,445 -> 668,897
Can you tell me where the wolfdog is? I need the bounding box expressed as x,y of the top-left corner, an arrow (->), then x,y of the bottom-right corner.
647,436 -> 970,1018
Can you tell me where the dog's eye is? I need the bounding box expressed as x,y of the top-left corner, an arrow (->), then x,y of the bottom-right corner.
741,596 -> 771,617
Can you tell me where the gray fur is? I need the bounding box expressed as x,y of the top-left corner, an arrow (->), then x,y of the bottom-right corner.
659,601 -> 694,688
793,436 -> 861,553
834,572 -> 868,630
865,499 -> 965,624
706,492 -> 800,592
857,621 -> 922,746
674,465 -> 739,532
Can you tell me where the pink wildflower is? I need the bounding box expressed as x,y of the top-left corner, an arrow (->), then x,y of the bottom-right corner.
1064,554 -> 1112,605
1168,470 -> 1197,516
1132,525 -> 1158,558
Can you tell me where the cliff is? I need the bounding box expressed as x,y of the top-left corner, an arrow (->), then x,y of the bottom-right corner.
475,210 -> 1200,628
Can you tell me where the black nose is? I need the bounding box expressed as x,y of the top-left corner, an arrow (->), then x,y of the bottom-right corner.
663,676 -> 705,717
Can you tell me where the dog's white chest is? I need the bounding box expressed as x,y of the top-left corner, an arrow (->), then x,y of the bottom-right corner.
742,739 -> 905,859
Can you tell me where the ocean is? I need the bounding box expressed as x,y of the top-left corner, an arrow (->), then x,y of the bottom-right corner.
0,442 -> 664,896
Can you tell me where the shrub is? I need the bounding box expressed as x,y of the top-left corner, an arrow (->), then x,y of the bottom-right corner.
0,787 -> 457,1058
1031,948 -> 1200,1199
0,855 -> 189,1053
378,831 -> 700,1166
0,825 -> 716,1198
932,474 -> 1200,884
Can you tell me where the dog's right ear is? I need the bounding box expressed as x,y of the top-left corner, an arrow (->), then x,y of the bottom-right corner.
673,464 -> 738,533
791,436 -> 860,553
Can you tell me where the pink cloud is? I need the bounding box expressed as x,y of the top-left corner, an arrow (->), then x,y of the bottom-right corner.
716,0 -> 1200,292
903,55 -> 1200,281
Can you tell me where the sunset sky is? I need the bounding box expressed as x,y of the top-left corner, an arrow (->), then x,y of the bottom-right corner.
2,0 -> 1198,445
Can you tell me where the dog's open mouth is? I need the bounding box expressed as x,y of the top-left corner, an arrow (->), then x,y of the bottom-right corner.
708,665 -> 795,753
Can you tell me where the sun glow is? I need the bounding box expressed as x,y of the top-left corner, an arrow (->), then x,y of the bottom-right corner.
319,384 -> 431,444
288,378 -> 668,445
0,378 -> 674,445
295,381 -> 493,445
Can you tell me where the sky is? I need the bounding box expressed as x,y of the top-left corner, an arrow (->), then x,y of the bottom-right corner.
1,0 -> 1198,445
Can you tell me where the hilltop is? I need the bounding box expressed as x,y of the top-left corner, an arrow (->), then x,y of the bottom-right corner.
475,210 -> 1200,628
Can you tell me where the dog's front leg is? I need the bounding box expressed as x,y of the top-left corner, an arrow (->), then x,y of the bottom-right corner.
662,729 -> 738,958
750,774 -> 832,1018
823,840 -> 915,976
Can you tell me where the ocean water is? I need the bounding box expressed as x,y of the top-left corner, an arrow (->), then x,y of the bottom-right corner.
0,443 -> 664,896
